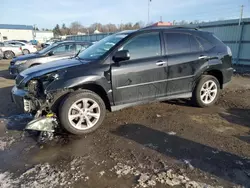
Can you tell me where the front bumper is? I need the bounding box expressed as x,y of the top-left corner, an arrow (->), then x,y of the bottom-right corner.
11,86 -> 28,110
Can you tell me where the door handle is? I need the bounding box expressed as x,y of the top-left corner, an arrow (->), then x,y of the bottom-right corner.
156,61 -> 167,66
198,55 -> 209,60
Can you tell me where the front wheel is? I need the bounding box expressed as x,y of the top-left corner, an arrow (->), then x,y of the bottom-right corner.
192,75 -> 220,107
59,90 -> 106,135
23,49 -> 30,54
4,51 -> 14,59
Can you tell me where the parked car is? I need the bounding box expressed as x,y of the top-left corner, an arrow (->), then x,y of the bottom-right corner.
0,49 -> 3,59
14,40 -> 29,43
11,27 -> 233,136
29,40 -> 38,45
41,39 -> 61,48
6,41 -> 37,54
0,42 -> 23,59
9,41 -> 92,76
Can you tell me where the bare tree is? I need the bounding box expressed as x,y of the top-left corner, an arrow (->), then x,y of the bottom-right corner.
70,22 -> 83,35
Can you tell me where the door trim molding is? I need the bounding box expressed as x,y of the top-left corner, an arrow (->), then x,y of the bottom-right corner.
111,92 -> 192,112
116,75 -> 194,90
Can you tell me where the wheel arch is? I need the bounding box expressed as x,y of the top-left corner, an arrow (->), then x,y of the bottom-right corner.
203,69 -> 223,89
72,83 -> 111,111
193,69 -> 223,90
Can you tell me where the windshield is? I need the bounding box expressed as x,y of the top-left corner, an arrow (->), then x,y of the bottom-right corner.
77,33 -> 128,60
38,43 -> 58,54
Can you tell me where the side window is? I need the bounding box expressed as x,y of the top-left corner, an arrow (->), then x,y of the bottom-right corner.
53,44 -> 76,54
165,33 -> 190,55
189,35 -> 202,52
120,32 -> 161,60
196,37 -> 213,51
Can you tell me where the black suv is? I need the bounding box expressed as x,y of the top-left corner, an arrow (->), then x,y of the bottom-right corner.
12,27 -> 233,135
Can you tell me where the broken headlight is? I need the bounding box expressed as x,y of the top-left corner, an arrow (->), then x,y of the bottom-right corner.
27,79 -> 42,96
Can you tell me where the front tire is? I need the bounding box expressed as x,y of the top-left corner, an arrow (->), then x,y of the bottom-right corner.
59,90 -> 106,135
192,75 -> 220,107
4,51 -> 14,59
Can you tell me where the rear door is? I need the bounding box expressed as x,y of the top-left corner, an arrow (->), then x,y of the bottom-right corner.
111,31 -> 168,105
164,32 -> 207,95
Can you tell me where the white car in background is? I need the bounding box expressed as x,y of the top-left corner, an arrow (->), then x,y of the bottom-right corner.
6,41 -> 37,54
0,42 -> 23,59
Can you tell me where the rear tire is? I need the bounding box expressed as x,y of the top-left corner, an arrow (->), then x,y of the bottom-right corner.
4,51 -> 14,59
192,75 -> 220,107
23,49 -> 30,54
59,90 -> 106,135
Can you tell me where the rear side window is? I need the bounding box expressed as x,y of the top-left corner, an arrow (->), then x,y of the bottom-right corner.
189,36 -> 202,52
165,33 -> 190,55
196,37 -> 213,51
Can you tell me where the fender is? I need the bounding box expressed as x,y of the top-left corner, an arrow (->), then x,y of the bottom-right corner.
192,58 -> 223,90
45,75 -> 113,105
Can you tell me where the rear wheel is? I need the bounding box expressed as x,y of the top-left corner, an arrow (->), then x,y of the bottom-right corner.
59,90 -> 106,135
23,49 -> 30,54
192,75 -> 220,107
4,51 -> 14,59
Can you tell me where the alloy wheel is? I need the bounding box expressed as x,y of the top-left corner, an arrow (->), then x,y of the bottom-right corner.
200,80 -> 218,104
68,98 -> 101,130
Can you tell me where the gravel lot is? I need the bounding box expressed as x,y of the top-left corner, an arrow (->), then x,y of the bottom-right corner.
0,59 -> 250,188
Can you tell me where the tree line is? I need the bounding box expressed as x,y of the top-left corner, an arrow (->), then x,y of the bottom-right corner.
49,20 -> 205,36
52,21 -> 145,36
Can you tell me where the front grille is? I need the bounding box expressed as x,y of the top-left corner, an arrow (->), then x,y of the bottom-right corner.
15,74 -> 24,86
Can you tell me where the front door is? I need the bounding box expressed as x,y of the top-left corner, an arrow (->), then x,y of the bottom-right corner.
111,32 -> 168,105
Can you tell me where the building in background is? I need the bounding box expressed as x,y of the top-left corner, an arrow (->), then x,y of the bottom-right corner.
0,24 -> 33,42
35,31 -> 54,43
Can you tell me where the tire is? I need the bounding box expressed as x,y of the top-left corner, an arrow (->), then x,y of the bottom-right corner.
4,51 -> 14,59
23,49 -> 30,54
192,75 -> 220,107
59,90 -> 106,135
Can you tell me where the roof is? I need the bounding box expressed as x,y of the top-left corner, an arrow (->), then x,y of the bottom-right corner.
0,24 -> 33,30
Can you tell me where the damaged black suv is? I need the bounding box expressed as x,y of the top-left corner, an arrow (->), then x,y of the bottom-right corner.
12,27 -> 233,135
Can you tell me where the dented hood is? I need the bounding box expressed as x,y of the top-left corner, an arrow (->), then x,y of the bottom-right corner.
20,58 -> 89,77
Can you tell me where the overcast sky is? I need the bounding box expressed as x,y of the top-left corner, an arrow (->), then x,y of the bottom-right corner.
1,0 -> 250,29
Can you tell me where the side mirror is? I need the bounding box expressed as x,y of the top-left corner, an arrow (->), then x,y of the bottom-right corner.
48,51 -> 54,56
113,50 -> 130,63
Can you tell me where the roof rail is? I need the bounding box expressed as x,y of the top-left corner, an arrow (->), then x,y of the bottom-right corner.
140,25 -> 199,30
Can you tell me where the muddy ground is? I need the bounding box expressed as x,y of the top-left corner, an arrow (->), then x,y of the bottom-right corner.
0,59 -> 249,188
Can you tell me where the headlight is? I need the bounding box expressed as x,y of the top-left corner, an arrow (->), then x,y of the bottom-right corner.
15,60 -> 27,65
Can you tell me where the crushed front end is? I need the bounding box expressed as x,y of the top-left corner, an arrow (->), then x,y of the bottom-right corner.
12,71 -> 68,134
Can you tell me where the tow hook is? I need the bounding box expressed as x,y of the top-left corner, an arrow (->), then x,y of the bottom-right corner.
25,113 -> 58,142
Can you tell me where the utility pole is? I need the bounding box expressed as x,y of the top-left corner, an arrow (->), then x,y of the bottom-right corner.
33,24 -> 36,40
148,0 -> 151,24
239,5 -> 244,25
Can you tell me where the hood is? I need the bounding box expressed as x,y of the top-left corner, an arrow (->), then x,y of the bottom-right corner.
13,53 -> 41,62
21,58 -> 89,77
